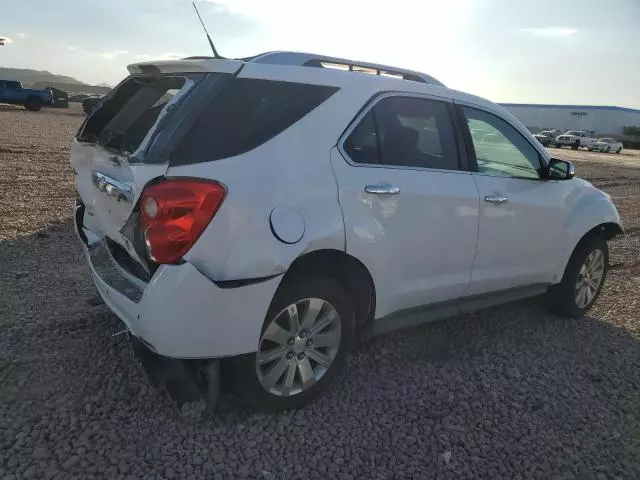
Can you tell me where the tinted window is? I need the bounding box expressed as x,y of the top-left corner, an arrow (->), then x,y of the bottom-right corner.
344,96 -> 459,170
6,81 -> 21,89
171,79 -> 338,165
344,111 -> 378,164
463,107 -> 541,179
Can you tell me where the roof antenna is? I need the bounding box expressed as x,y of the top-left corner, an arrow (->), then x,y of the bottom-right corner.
192,1 -> 223,58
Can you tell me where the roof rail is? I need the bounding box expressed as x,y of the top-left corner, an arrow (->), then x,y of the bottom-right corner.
247,51 -> 445,87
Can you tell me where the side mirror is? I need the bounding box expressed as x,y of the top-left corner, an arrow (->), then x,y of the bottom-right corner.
547,158 -> 575,180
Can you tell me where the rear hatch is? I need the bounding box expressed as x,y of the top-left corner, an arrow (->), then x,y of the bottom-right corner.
71,59 -> 243,270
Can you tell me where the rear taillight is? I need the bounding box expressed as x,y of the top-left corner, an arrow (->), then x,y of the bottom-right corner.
140,178 -> 226,264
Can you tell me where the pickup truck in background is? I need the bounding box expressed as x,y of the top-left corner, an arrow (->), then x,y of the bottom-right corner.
0,80 -> 53,111
554,130 -> 596,150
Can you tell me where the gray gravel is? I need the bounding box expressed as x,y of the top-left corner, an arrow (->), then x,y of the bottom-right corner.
1,224 -> 640,479
2,106 -> 640,479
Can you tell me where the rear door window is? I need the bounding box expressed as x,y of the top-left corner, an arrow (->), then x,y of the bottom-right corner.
344,96 -> 460,170
78,74 -> 203,155
170,79 -> 338,165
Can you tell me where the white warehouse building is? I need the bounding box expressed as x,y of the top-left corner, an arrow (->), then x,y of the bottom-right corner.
499,103 -> 640,136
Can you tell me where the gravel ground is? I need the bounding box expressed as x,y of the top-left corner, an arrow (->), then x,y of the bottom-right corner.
1,105 -> 640,479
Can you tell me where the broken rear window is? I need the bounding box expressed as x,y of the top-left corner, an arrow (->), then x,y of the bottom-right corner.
77,74 -> 203,155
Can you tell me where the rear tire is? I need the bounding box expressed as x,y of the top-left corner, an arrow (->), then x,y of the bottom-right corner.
606,146 -> 611,153
24,96 -> 42,111
231,276 -> 355,412
547,235 -> 608,318
571,140 -> 579,150
616,148 -> 622,154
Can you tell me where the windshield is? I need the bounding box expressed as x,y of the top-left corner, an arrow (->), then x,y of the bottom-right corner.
565,131 -> 582,136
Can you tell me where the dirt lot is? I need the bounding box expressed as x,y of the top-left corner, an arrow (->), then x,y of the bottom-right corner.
1,105 -> 640,479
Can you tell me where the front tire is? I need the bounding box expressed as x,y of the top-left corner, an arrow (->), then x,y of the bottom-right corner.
571,140 -> 579,150
233,276 -> 355,412
606,146 -> 611,153
548,235 -> 608,318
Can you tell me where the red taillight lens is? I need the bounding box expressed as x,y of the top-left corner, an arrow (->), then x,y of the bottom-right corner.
140,178 -> 226,264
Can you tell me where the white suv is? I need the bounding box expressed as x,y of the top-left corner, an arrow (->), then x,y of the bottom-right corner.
72,52 -> 623,412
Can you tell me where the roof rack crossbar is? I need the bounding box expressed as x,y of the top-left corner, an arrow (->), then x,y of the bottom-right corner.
302,59 -> 427,84
247,52 -> 445,87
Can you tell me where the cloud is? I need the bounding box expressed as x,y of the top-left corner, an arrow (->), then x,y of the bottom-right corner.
93,50 -> 184,63
67,45 -> 79,51
17,32 -> 26,38
205,0 -> 469,39
523,27 -> 578,37
157,52 -> 186,60
99,50 -> 130,59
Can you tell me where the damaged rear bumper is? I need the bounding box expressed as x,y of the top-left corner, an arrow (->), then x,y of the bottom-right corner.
130,334 -> 220,411
74,200 -> 282,359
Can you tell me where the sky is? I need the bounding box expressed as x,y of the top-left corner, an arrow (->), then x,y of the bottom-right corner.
1,0 -> 639,107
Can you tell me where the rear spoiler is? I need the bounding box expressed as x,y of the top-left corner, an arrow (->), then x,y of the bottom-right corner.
127,58 -> 243,76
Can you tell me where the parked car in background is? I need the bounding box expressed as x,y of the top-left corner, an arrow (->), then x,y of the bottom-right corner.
0,79 -> 53,111
555,130 -> 596,150
540,129 -> 560,139
534,133 -> 551,146
588,138 -> 623,154
69,93 -> 91,103
539,130 -> 560,145
46,87 -> 69,109
82,95 -> 103,114
71,52 -> 623,413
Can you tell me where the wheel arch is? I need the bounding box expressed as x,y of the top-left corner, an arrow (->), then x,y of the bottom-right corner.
555,220 -> 623,284
278,249 -> 376,329
573,222 -> 623,248
25,94 -> 42,104
24,95 -> 43,111
551,187 -> 623,283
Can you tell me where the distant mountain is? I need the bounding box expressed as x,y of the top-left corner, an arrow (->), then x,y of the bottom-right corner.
31,81 -> 111,95
0,67 -> 111,95
0,67 -> 85,87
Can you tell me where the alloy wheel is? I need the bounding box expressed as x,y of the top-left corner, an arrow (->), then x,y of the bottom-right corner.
256,298 -> 342,396
575,249 -> 605,308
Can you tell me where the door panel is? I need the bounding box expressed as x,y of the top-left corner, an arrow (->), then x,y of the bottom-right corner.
469,174 -> 565,295
459,104 -> 565,295
332,149 -> 479,317
332,95 -> 482,318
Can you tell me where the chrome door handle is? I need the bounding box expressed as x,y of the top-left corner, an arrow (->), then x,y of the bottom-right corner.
365,184 -> 400,195
484,194 -> 508,204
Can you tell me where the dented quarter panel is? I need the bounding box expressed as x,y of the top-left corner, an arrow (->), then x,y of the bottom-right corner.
172,85 -> 372,281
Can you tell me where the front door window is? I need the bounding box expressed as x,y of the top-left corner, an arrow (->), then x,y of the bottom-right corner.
463,106 -> 542,179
